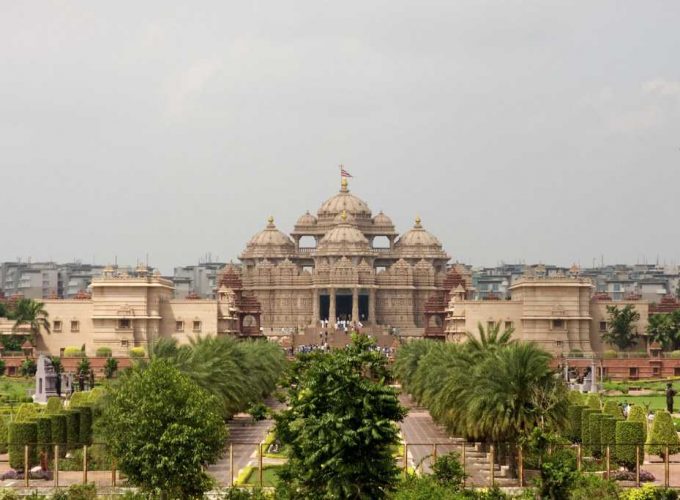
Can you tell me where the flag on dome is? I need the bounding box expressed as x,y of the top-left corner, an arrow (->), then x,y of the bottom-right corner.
339,165 -> 353,178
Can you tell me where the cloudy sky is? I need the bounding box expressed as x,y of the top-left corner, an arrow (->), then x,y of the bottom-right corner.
2,1 -> 679,273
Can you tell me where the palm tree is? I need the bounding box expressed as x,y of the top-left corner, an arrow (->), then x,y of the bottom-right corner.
602,304 -> 641,350
465,321 -> 515,354
12,298 -> 50,345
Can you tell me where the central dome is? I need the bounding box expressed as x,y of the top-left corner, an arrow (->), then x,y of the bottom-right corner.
316,211 -> 371,255
317,178 -> 372,220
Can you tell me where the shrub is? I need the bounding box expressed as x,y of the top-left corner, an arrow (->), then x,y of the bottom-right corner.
248,402 -> 268,422
69,391 -> 89,408
77,356 -> 91,376
589,413 -> 605,457
603,400 -> 623,419
78,406 -> 93,446
612,469 -> 655,482
570,472 -> 621,499
0,417 -> 7,454
600,416 -> 617,460
628,405 -> 648,442
104,357 -> 118,378
581,408 -> 598,455
19,359 -> 37,377
15,403 -> 40,422
646,411 -> 680,459
603,349 -> 618,359
538,452 -> 578,500
622,483 -> 679,499
568,391 -> 586,406
0,489 -> 20,500
616,420 -> 645,470
670,351 -> 680,359
64,483 -> 97,500
586,394 -> 601,410
95,347 -> 112,357
129,347 -> 145,358
66,409 -> 81,449
46,396 -> 63,414
36,416 -> 52,456
50,413 -> 67,457
0,360 -> 5,377
567,405 -> 586,442
8,421 -> 38,469
64,346 -> 84,358
431,452 -> 465,489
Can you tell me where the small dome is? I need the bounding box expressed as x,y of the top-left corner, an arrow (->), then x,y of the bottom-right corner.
296,211 -> 317,226
317,178 -> 372,220
373,211 -> 393,226
241,217 -> 295,259
317,211 -> 371,255
395,216 -> 448,259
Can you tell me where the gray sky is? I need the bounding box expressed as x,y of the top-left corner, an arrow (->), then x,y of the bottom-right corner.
2,1 -> 679,273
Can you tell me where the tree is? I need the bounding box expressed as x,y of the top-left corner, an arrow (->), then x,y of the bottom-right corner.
11,298 -> 50,345
275,334 -> 406,499
104,357 -> 118,378
77,356 -> 91,375
19,358 -> 37,377
0,302 -> 8,318
97,359 -> 227,498
602,305 -> 641,350
647,313 -> 680,351
646,410 -> 680,460
464,321 -> 515,354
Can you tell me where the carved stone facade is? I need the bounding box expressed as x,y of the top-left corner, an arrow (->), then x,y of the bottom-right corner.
239,178 -> 450,332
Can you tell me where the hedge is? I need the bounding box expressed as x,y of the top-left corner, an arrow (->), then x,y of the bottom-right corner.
46,397 -> 63,414
0,416 -> 7,454
8,421 -> 38,470
36,416 -> 52,456
603,349 -> 617,359
15,403 -> 40,422
78,406 -> 93,446
69,391 -> 90,408
589,413 -> 606,458
95,347 -> 112,357
567,405 -> 586,442
586,394 -> 601,410
670,350 -> 680,359
628,405 -> 648,443
616,420 -> 645,470
66,410 -> 81,449
50,413 -> 67,457
568,391 -> 586,406
581,408 -> 599,455
129,347 -> 145,358
600,416 -> 617,460
646,411 -> 680,459
63,346 -> 85,358
603,400 -> 623,419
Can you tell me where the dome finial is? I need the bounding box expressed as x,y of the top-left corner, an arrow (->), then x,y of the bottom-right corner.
267,215 -> 275,226
340,177 -> 348,192
415,215 -> 422,227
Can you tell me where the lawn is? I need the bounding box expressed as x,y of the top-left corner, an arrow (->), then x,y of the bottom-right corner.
602,394 -> 667,412
0,376 -> 33,402
243,465 -> 282,487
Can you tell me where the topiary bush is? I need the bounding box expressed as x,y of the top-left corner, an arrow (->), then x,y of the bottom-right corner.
646,410 -> 680,459
64,346 -> 85,358
46,396 -> 63,414
670,351 -> 680,359
600,416 -> 617,460
8,421 -> 38,469
586,394 -> 601,410
129,347 -> 145,358
628,405 -> 648,443
95,347 -> 112,358
568,391 -> 586,406
50,413 -> 67,457
69,391 -> 89,408
78,405 -> 93,446
14,403 -> 40,422
581,408 -> 598,455
589,413 -> 606,458
603,350 -> 618,359
0,417 -> 7,454
603,400 -> 623,419
568,405 -> 586,442
36,416 -> 52,457
616,420 -> 645,470
66,409 -> 81,449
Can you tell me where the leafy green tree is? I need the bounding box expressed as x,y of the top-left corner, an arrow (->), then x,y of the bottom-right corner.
602,305 -> 641,350
104,357 -> 118,378
97,360 -> 227,498
11,298 -> 50,345
647,313 -> 680,350
275,334 -> 406,499
646,411 -> 680,460
77,356 -> 91,375
431,452 -> 465,489
19,358 -> 37,377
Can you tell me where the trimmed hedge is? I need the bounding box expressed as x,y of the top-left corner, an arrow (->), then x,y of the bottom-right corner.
78,406 -> 93,446
628,405 -> 648,443
589,413 -> 606,458
0,416 -> 7,454
50,413 -> 67,457
616,420 -> 644,470
46,396 -> 63,414
66,409 -> 81,449
129,347 -> 145,358
646,410 -> 680,459
581,408 -> 598,455
95,347 -> 112,357
15,403 -> 40,422
586,394 -> 601,410
568,405 -> 586,442
69,391 -> 90,408
603,400 -> 623,419
600,415 -> 617,460
63,346 -> 85,358
36,416 -> 52,456
8,421 -> 38,469
568,391 -> 586,406
603,349 -> 617,359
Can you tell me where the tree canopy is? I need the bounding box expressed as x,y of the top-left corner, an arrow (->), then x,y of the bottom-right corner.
97,359 -> 227,498
602,305 -> 641,350
275,334 -> 406,499
647,311 -> 680,351
6,298 -> 50,345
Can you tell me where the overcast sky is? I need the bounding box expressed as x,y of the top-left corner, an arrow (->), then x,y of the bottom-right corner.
2,1 -> 679,273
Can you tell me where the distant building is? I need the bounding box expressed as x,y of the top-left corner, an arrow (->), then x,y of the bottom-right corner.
0,261 -> 106,299
172,262 -> 227,299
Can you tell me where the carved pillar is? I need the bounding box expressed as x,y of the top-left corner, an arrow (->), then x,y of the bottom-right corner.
369,288 -> 376,325
329,288 -> 336,328
312,288 -> 320,325
352,288 -> 359,323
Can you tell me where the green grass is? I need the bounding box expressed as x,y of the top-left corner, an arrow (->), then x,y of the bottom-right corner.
243,465 -> 282,487
0,377 -> 33,402
602,394 -> 667,411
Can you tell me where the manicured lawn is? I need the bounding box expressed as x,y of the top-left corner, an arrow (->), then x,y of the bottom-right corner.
0,376 -> 33,402
602,394 -> 667,412
243,465 -> 282,487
